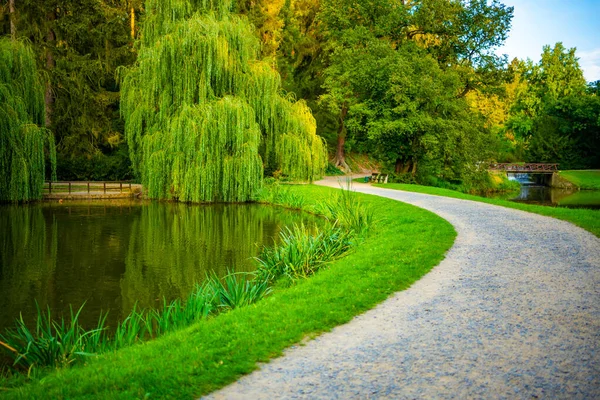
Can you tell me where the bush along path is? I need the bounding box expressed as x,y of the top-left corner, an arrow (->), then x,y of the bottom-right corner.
206,177 -> 600,399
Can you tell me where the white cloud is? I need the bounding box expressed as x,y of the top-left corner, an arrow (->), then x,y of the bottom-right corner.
578,48 -> 600,82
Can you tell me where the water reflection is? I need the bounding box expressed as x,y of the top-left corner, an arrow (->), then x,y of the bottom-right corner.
483,175 -> 600,209
0,201 -> 322,331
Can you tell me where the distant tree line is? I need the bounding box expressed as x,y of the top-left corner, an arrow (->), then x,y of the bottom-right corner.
1,0 -> 597,190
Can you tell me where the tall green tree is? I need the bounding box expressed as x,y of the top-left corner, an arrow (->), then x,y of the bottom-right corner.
504,43 -> 597,168
120,0 -> 326,203
0,38 -> 56,201
1,0 -> 136,180
317,0 -> 512,171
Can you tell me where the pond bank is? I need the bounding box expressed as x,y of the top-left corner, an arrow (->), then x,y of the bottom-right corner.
1,185 -> 455,398
0,202 -> 321,334
558,170 -> 600,190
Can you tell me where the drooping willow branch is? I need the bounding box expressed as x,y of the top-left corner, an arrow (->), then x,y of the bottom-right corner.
120,0 -> 326,202
0,38 -> 56,202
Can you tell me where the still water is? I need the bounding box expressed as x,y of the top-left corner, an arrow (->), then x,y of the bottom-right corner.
480,173 -> 600,209
485,186 -> 600,209
0,200 -> 322,332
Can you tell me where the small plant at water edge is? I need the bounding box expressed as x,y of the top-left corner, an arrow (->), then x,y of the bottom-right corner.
204,272 -> 272,310
318,184 -> 374,236
254,223 -> 353,283
257,181 -> 305,209
0,303 -> 106,371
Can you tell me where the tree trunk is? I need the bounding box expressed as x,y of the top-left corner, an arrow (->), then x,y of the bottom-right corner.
394,159 -> 411,173
44,11 -> 56,128
395,158 -> 402,173
411,158 -> 418,175
333,105 -> 350,171
9,0 -> 16,39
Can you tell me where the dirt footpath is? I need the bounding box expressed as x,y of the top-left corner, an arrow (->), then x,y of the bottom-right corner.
204,178 -> 600,399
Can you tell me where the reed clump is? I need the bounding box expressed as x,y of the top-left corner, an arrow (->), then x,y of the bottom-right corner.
317,183 -> 374,236
254,224 -> 353,283
0,273 -> 270,371
254,183 -> 373,284
0,303 -> 106,370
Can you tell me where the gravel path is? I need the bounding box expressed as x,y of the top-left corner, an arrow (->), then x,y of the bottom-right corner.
205,178 -> 600,399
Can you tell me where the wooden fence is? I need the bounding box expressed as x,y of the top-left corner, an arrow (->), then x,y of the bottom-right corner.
44,181 -> 134,195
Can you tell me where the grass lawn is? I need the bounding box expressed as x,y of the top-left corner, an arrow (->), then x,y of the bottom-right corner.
2,185 -> 455,399
559,170 -> 600,190
372,182 -> 600,237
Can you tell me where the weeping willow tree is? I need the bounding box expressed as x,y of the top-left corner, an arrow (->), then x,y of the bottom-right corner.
0,39 -> 56,202
120,0 -> 326,202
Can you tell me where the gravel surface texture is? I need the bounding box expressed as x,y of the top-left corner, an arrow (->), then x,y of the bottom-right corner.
205,178 -> 600,399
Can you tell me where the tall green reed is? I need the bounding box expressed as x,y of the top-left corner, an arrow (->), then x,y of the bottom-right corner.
255,182 -> 372,284
0,303 -> 106,371
257,180 -> 305,209
204,272 -> 272,310
318,182 -> 374,236
255,223 -> 353,283
0,272 -> 273,371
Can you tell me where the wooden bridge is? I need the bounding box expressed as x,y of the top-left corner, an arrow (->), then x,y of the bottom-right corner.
489,163 -> 559,174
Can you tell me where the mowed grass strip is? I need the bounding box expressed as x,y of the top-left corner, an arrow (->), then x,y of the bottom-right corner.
559,170 -> 600,190
373,182 -> 600,237
5,185 -> 455,399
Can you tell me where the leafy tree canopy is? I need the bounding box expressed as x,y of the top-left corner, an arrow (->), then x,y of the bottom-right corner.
504,43 -> 599,168
0,38 -> 56,202
120,0 -> 326,202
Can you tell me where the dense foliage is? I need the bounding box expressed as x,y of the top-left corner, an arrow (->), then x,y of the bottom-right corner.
2,0 -> 597,188
120,0 -> 326,202
0,38 -> 55,202
315,0 -> 512,186
0,0 -> 137,180
502,43 -> 600,169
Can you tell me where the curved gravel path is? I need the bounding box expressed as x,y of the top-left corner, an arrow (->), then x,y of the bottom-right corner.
205,178 -> 600,399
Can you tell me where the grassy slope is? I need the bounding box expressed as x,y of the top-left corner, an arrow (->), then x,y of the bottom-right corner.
4,185 -> 455,399
373,183 -> 600,237
559,170 -> 600,190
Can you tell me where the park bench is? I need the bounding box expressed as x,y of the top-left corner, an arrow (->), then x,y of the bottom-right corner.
368,173 -> 388,183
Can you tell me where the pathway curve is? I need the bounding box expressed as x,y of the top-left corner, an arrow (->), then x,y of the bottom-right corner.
206,178 -> 600,399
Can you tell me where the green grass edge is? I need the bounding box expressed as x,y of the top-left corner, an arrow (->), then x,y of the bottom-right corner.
372,182 -> 600,237
558,170 -> 600,190
3,185 -> 456,399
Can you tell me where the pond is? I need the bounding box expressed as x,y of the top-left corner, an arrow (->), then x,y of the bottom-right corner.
0,200 -> 323,333
479,174 -> 600,209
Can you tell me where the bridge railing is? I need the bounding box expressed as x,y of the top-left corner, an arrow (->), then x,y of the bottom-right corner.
489,163 -> 559,173
44,181 -> 135,195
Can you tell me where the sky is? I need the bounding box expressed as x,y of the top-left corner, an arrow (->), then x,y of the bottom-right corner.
495,0 -> 600,82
